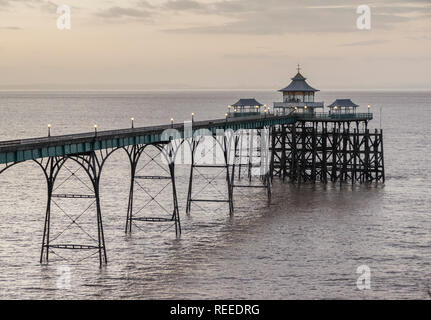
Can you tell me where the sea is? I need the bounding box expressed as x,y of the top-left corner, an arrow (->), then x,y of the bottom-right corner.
0,90 -> 430,299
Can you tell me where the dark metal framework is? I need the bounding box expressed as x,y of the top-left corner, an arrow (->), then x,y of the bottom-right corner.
0,163 -> 20,175
124,143 -> 181,236
271,121 -> 385,184
186,134 -> 234,215
33,139 -> 182,266
0,115 -> 385,266
230,129 -> 272,203
36,148 -> 116,267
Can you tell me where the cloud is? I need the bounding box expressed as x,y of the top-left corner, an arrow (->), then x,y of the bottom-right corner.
0,26 -> 22,30
96,6 -> 153,19
0,0 -> 58,12
163,0 -> 206,11
159,0 -> 430,35
0,0 -> 13,6
137,1 -> 156,9
39,1 -> 58,13
340,39 -> 389,47
224,52 -> 290,59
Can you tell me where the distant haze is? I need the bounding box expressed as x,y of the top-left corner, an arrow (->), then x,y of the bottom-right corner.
0,0 -> 430,90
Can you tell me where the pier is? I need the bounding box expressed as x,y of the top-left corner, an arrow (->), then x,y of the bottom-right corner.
0,69 -> 385,266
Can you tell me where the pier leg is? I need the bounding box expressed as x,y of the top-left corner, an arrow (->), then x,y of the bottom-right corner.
223,135 -> 234,215
374,129 -> 379,183
321,128 -> 328,184
166,143 -> 181,236
125,145 -> 143,233
364,129 -> 371,183
36,150 -> 112,266
281,125 -> 287,181
341,130 -> 348,184
230,135 -> 240,209
185,134 -> 234,216
125,143 -> 181,235
353,129 -> 358,184
38,157 -> 64,264
331,128 -> 338,182
186,139 -> 198,214
311,126 -> 317,183
291,124 -> 298,182
231,128 -> 272,204
380,129 -> 385,183
270,128 -> 276,182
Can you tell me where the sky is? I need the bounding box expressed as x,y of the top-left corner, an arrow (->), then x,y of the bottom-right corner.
0,0 -> 430,90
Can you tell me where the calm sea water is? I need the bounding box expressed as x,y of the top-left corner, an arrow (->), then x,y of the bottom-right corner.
0,90 -> 430,300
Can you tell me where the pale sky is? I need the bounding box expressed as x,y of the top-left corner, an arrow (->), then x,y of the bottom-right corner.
0,0 -> 430,90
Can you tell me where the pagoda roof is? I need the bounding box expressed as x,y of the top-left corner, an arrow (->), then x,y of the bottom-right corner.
327,99 -> 359,108
279,72 -> 319,93
232,98 -> 263,107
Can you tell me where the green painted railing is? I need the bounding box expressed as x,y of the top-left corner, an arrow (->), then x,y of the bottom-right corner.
229,112 -> 261,118
295,112 -> 373,121
0,114 -> 295,165
0,112 -> 374,166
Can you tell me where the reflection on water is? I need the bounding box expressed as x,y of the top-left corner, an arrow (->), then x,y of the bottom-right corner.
0,91 -> 430,299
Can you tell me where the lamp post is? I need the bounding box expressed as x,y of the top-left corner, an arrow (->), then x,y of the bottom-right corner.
131,117 -> 134,129
171,118 -> 174,128
47,124 -> 51,137
191,113 -> 195,123
94,124 -> 98,137
368,105 -> 371,114
225,113 -> 228,122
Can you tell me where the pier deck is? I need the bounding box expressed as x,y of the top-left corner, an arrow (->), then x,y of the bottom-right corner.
0,111 -> 381,266
0,113 -> 373,165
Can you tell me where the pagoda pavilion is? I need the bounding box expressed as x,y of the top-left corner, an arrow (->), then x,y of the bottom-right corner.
273,65 -> 324,115
227,98 -> 266,118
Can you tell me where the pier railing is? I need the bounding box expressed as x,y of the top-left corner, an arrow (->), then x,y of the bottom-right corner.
295,112 -> 373,121
0,114 -> 295,164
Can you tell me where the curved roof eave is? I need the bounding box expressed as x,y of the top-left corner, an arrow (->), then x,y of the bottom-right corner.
278,87 -> 320,93
327,99 -> 359,108
232,98 -> 264,107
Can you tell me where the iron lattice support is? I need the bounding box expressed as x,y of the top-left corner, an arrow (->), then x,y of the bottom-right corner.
36,148 -> 116,267
271,122 -> 384,184
186,134 -> 234,216
124,143 -> 181,235
230,129 -> 272,204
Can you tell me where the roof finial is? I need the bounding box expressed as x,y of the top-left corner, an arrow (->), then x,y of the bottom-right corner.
297,63 -> 301,73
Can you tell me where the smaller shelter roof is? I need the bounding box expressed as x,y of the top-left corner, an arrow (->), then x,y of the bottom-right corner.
327,99 -> 359,108
232,98 -> 263,107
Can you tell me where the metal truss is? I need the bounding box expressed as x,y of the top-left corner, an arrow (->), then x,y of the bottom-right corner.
230,129 -> 272,204
0,118 -> 384,267
124,142 -> 181,236
35,147 -> 118,267
186,134 -> 234,215
271,122 -> 384,184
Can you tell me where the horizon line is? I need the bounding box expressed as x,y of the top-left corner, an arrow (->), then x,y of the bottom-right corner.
0,88 -> 430,92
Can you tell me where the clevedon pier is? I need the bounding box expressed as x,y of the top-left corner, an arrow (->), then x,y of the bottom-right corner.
0,68 -> 385,266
